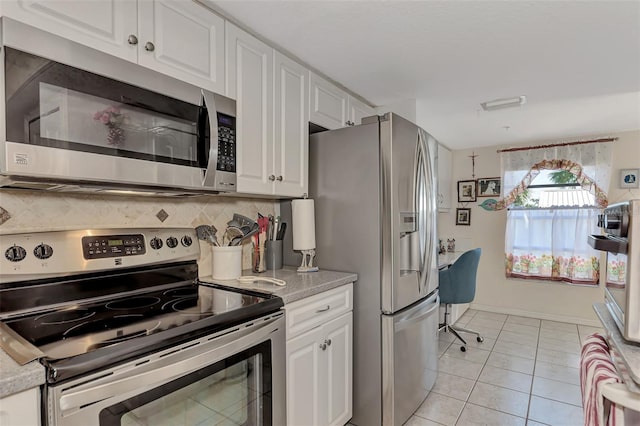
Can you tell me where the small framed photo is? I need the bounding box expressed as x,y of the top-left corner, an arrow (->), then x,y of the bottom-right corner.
477,177 -> 501,197
620,169 -> 639,189
456,208 -> 471,226
457,180 -> 476,202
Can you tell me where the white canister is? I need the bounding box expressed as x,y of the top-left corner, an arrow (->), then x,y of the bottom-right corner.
212,246 -> 242,280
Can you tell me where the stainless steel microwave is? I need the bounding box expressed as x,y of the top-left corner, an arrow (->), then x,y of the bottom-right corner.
0,18 -> 236,195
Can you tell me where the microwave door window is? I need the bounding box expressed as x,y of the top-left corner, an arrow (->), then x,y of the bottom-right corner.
606,252 -> 627,313
6,47 -> 204,169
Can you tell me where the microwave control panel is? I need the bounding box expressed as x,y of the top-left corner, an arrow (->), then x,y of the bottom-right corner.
217,113 -> 236,173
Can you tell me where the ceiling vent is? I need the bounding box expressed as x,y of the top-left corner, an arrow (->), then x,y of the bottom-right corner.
481,96 -> 527,111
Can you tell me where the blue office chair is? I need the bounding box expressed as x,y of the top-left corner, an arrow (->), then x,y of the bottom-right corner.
438,248 -> 483,352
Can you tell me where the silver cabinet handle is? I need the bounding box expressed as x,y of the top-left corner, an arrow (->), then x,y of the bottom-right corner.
144,41 -> 155,52
128,35 -> 138,45
269,175 -> 276,181
325,339 -> 332,346
316,305 -> 330,313
320,343 -> 327,351
276,175 -> 283,181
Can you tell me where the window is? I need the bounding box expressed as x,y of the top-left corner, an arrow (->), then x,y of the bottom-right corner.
498,140 -> 614,286
505,170 -> 600,285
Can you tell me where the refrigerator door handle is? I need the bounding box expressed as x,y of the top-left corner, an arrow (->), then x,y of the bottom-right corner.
394,295 -> 440,331
415,132 -> 433,295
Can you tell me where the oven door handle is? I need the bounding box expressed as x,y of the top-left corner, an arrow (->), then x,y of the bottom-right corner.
58,316 -> 282,416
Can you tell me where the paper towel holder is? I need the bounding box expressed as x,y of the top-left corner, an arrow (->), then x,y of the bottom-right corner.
292,196 -> 319,273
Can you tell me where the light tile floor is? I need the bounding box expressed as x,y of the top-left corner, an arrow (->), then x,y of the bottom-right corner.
405,309 -> 604,426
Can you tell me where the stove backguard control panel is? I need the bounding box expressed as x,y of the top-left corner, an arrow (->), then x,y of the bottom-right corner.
82,234 -> 146,259
1,228 -> 200,283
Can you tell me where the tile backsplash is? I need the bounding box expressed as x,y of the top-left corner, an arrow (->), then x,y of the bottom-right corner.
0,190 -> 275,278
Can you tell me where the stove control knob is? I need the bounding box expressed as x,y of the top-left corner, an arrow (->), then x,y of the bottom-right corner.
34,243 -> 53,260
5,245 -> 27,262
181,236 -> 193,247
150,237 -> 163,250
166,236 -> 178,248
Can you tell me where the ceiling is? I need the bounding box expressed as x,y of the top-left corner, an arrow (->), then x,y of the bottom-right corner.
210,1 -> 640,150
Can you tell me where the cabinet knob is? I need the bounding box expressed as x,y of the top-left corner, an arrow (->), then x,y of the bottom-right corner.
316,305 -> 331,313
269,175 -> 276,181
128,34 -> 138,45
144,41 -> 155,52
320,343 -> 327,351
276,175 -> 283,181
325,338 -> 332,346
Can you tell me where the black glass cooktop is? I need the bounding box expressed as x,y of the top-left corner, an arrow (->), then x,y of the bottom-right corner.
4,283 -> 277,361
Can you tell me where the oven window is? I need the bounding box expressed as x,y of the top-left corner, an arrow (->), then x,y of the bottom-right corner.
99,342 -> 272,426
5,47 -> 208,168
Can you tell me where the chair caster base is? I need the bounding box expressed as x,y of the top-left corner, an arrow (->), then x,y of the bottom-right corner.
477,336 -> 484,343
460,346 -> 466,352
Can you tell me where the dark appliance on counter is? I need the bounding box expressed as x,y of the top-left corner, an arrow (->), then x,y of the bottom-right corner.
589,200 -> 640,342
0,228 -> 284,426
1,18 -> 236,195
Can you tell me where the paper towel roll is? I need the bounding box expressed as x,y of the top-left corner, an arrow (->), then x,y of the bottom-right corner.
292,199 -> 316,250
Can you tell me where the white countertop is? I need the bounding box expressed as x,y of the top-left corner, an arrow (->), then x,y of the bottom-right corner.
200,266 -> 357,304
0,349 -> 45,399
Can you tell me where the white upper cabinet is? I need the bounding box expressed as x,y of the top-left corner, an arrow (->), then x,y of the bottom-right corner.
310,72 -> 374,130
348,95 -> 376,126
310,72 -> 348,130
226,22 -> 274,195
273,51 -> 309,197
0,0 -> 138,62
437,143 -> 452,211
137,0 -> 225,93
1,0 -> 225,93
227,22 -> 308,197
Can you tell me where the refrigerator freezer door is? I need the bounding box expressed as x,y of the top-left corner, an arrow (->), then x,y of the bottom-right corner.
381,292 -> 439,426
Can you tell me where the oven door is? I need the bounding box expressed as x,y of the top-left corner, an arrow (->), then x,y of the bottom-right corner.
47,314 -> 285,426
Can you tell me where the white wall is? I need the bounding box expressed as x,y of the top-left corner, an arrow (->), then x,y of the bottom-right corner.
438,130 -> 640,325
0,191 -> 275,278
375,98 -> 417,123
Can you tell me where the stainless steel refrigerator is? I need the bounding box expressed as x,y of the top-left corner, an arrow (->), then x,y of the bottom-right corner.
293,113 -> 440,426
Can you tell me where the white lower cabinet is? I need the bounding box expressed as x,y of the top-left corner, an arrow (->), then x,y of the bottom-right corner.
286,284 -> 353,426
0,387 -> 41,426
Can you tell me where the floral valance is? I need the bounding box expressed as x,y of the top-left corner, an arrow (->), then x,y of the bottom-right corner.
489,140 -> 614,210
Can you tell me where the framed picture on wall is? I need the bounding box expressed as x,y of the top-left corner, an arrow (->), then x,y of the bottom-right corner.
457,180 -> 476,202
620,169 -> 639,188
456,208 -> 471,226
477,177 -> 501,197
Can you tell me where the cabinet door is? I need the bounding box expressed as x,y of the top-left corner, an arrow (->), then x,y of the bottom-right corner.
437,144 -> 452,211
287,326 -> 324,426
1,0 -> 137,62
348,96 -> 375,126
274,51 -> 309,197
310,72 -> 348,130
324,312 -> 353,426
137,0 -> 225,93
226,22 -> 274,195
0,388 -> 40,426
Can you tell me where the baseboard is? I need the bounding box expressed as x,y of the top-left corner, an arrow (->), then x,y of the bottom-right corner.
469,303 -> 602,327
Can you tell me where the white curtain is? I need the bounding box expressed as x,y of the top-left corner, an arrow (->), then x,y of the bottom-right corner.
500,142 -> 613,208
505,208 -> 600,285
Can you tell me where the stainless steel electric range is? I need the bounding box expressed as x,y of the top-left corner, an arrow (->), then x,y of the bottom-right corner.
0,228 -> 285,426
